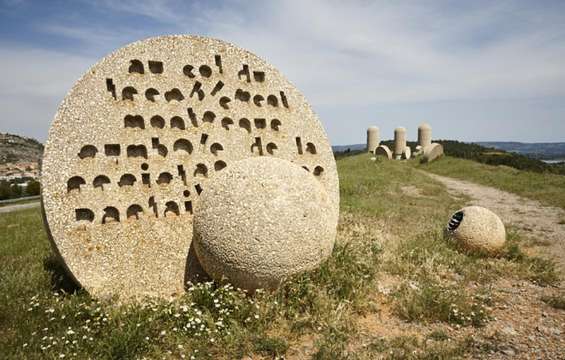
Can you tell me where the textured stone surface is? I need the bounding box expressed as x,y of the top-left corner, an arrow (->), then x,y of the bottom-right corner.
402,146 -> 412,160
366,126 -> 380,153
374,145 -> 392,159
447,206 -> 506,254
41,35 -> 339,300
418,123 -> 432,148
193,157 -> 337,290
422,143 -> 444,163
393,127 -> 406,159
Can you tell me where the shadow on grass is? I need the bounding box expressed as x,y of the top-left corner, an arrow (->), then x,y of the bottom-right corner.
43,254 -> 81,294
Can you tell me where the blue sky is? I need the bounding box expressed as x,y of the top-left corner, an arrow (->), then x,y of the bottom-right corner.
1,0 -> 564,145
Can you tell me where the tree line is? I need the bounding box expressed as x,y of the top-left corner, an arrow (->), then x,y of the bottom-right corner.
0,180 -> 40,200
333,140 -> 565,175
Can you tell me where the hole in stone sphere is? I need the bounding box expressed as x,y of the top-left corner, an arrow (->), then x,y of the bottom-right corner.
183,190 -> 190,197
141,163 -> 149,171
448,211 -> 464,232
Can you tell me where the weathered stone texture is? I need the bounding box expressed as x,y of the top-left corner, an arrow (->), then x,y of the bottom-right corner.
366,126 -> 380,153
447,206 -> 506,255
418,123 -> 432,148
393,127 -> 406,159
422,143 -> 444,163
193,157 -> 337,291
41,35 -> 339,300
374,145 -> 392,159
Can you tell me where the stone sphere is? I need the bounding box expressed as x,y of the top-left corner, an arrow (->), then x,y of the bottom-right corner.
446,206 -> 506,254
193,157 -> 338,290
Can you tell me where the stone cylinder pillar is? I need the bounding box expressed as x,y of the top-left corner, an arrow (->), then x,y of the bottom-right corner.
394,127 -> 406,159
418,123 -> 432,147
366,126 -> 380,153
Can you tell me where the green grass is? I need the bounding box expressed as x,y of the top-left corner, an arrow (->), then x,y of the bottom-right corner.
541,293 -> 565,310
0,197 -> 40,208
418,156 -> 565,209
0,154 -> 561,358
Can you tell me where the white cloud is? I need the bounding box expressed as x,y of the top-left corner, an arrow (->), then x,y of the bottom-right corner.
0,46 -> 94,140
2,0 -> 565,142
195,0 -> 565,106
0,46 -> 93,97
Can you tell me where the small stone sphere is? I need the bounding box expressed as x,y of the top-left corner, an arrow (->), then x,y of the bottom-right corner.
447,206 -> 506,254
193,157 -> 338,291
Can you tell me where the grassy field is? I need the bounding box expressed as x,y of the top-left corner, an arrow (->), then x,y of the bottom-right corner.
0,154 -> 562,359
418,156 -> 565,209
0,196 -> 40,208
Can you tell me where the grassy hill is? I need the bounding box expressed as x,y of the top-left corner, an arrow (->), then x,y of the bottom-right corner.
476,141 -> 565,160
335,140 -> 565,175
1,155 -> 563,359
419,156 -> 565,209
0,133 -> 43,165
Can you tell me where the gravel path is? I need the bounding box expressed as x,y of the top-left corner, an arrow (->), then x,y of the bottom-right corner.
0,201 -> 40,214
426,172 -> 565,271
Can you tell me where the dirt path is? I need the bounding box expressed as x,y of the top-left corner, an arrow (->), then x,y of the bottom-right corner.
426,172 -> 565,271
0,201 -> 40,214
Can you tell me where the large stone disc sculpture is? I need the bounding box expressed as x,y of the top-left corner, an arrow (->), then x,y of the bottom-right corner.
41,35 -> 339,300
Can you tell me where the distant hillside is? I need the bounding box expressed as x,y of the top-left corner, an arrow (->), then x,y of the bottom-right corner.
0,133 -> 43,165
332,144 -> 365,153
475,142 -> 565,160
333,140 -> 565,175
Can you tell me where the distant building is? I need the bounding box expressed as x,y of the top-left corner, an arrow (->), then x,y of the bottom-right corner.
0,161 -> 39,182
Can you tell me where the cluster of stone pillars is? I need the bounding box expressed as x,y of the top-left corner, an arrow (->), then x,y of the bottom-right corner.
366,123 -> 443,162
